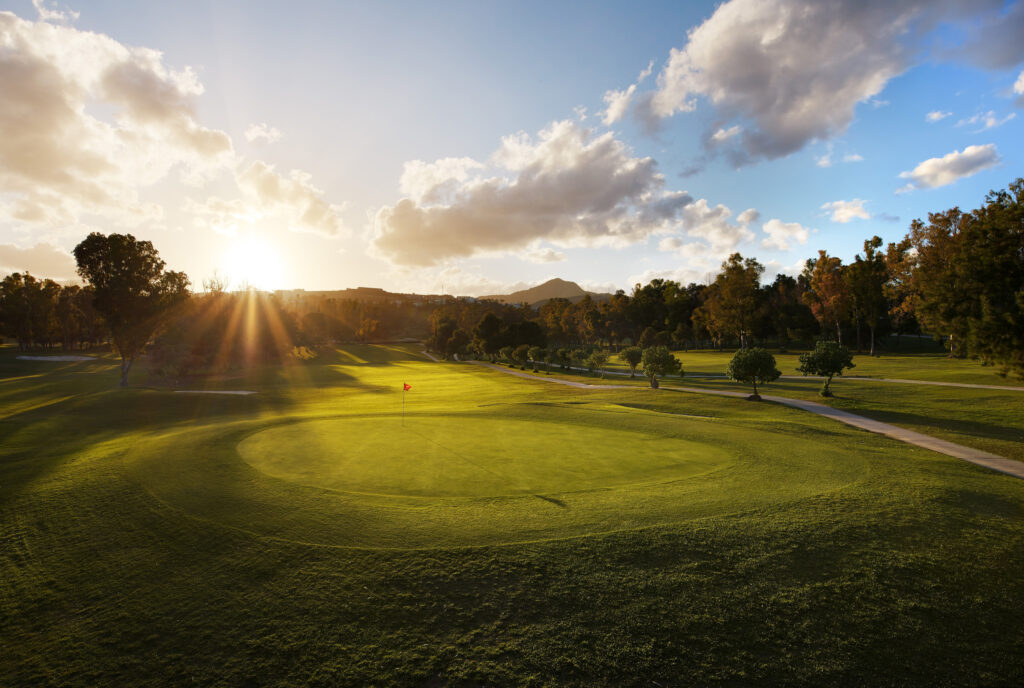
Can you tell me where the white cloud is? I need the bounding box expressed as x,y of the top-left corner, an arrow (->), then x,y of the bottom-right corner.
815,153 -> 833,168
245,123 -> 282,144
399,157 -> 484,203
821,199 -> 870,223
926,110 -> 951,122
956,110 -> 1016,131
601,84 -> 637,126
374,120 -> 712,266
645,0 -> 919,160
0,10 -> 234,228
0,242 -> 78,279
390,265 -> 530,298
521,245 -> 567,263
898,144 -> 1001,192
629,264 -> 720,289
737,208 -> 760,225
637,60 -> 655,83
0,9 -> 346,243
1016,70 -> 1024,95
236,161 -> 347,236
710,125 -> 741,143
761,218 -> 809,250
843,153 -> 864,163
642,0 -> 1006,162
31,0 -> 78,23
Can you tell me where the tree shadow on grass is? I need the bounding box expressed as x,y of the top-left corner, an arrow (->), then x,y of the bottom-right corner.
844,406 -> 1024,446
533,494 -> 568,508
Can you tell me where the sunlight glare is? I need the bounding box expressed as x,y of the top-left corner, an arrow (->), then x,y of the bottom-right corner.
224,236 -> 283,291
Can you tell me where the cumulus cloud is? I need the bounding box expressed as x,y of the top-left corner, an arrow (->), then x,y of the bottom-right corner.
0,10 -> 235,227
31,0 -> 78,23
926,110 -> 952,122
956,110 -> 1016,131
399,157 -> 484,203
1016,70 -> 1024,94
641,0 -> 1007,162
843,153 -> 864,163
898,144 -> 1001,192
601,60 -> 658,126
815,153 -> 833,168
521,245 -> 567,263
952,1 -> 1024,70
236,161 -> 347,236
821,199 -> 871,223
602,84 -> 637,126
737,208 -> 760,225
761,219 -> 809,250
373,120 -> 713,266
245,123 -> 282,144
0,9 -> 347,243
710,125 -> 741,143
0,242 -> 78,279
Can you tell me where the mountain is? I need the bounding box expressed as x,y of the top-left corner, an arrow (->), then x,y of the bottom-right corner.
482,278 -> 612,307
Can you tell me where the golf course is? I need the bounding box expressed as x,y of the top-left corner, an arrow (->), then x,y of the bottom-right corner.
3,343 -> 1023,686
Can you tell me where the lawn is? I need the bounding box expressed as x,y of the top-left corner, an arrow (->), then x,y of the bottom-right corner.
594,348 -> 1024,463
2,344 -> 1024,685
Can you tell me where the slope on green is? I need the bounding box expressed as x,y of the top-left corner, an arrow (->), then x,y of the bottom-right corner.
3,343 -> 1024,686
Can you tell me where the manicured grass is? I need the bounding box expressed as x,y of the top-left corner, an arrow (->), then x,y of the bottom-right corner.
2,343 -> 1024,685
606,348 -> 1024,386
596,349 -> 1024,463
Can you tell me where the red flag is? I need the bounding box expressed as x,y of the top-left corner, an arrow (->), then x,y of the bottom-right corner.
403,382 -> 411,391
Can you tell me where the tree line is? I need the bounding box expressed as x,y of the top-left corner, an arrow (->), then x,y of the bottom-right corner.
427,178 -> 1023,380
1,178 -> 1020,384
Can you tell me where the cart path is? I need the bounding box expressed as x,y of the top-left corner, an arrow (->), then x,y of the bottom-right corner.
550,362 -> 1024,391
470,362 -> 1024,480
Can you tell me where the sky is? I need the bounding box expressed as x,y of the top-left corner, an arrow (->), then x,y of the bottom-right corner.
1,0 -> 1022,295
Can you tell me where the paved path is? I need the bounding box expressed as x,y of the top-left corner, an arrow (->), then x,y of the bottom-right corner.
537,362 -> 1024,392
470,362 -> 1024,480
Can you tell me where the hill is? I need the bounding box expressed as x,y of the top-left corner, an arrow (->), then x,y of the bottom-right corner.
482,278 -> 611,306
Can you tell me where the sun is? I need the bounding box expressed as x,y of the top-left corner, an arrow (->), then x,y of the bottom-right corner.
224,236 -> 283,291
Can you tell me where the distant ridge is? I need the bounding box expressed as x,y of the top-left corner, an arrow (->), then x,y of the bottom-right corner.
482,278 -> 611,307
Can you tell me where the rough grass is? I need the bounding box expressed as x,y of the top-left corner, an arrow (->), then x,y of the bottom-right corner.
2,344 -> 1024,686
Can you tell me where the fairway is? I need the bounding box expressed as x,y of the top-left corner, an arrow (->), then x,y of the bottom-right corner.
237,414 -> 732,497
4,343 -> 1024,685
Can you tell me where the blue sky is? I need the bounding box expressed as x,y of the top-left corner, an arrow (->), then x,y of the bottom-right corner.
1,0 -> 1021,294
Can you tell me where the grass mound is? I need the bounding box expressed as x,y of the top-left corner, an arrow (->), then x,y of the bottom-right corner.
236,414 -> 731,497
3,343 -> 1024,685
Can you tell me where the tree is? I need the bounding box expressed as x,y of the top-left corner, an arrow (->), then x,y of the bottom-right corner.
907,210 -> 972,357
959,178 -> 1024,378
527,345 -> 544,372
846,236 -> 888,356
588,350 -> 609,378
512,343 -> 530,369
700,253 -> 764,348
73,233 -> 189,386
726,348 -> 780,400
641,345 -> 681,389
620,345 -> 643,378
473,312 -> 505,361
797,341 -> 855,397
884,238 -> 918,346
803,251 -> 850,344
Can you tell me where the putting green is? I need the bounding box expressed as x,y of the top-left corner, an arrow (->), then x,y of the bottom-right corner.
236,415 -> 733,497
